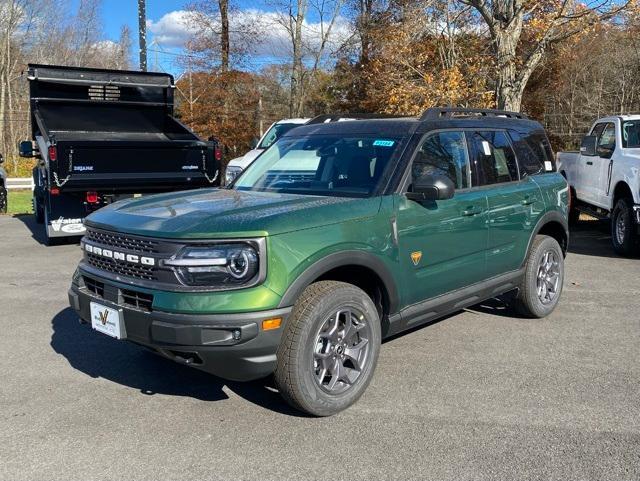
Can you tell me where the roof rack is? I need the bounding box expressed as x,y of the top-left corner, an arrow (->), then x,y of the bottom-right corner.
307,113 -> 407,125
420,107 -> 528,121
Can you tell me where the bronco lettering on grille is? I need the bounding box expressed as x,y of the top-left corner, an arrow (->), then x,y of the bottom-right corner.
83,242 -> 156,266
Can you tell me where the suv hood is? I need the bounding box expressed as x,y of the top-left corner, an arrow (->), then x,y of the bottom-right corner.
86,188 -> 382,239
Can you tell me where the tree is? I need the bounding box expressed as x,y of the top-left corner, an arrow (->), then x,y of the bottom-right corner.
184,1 -> 250,72
462,0 -> 630,111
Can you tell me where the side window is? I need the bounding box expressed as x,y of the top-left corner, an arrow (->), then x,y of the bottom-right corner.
509,130 -> 544,177
590,123 -> 606,138
597,122 -> 615,157
468,131 -> 519,185
412,131 -> 470,189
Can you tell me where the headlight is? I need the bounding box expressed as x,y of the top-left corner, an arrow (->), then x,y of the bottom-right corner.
225,165 -> 243,185
165,243 -> 260,287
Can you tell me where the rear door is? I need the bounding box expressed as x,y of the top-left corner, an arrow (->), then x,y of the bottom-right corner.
395,130 -> 488,306
467,130 -> 544,278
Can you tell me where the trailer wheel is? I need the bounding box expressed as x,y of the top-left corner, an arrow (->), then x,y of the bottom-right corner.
0,186 -> 7,214
43,201 -> 60,246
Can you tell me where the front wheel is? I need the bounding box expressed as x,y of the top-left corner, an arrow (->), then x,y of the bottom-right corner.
611,198 -> 638,257
512,235 -> 565,318
275,281 -> 381,416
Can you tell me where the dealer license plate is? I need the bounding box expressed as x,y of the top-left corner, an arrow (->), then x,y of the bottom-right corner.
90,302 -> 125,339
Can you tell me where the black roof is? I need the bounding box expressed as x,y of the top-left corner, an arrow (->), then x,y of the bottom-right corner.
283,114 -> 543,138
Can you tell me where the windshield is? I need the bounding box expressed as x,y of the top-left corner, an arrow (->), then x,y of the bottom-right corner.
622,121 -> 640,148
258,123 -> 304,149
234,135 -> 402,197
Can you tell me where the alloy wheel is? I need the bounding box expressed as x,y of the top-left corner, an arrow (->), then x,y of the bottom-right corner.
536,250 -> 561,304
312,308 -> 372,394
615,212 -> 627,245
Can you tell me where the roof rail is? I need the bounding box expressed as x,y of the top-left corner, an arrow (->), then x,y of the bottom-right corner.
420,107 -> 528,121
307,113 -> 407,125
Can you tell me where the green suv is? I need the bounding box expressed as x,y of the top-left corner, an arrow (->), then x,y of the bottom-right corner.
68,108 -> 569,416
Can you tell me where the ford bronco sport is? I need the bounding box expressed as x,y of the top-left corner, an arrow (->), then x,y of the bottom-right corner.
69,108 -> 569,416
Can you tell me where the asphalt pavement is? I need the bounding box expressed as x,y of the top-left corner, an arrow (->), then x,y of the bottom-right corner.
0,214 -> 638,481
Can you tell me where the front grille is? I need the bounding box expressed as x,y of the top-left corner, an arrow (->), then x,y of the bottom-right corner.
85,228 -> 160,254
122,289 -> 153,311
86,252 -> 156,280
84,276 -> 104,297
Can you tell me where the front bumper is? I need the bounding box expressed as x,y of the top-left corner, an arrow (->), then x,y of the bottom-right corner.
68,274 -> 291,382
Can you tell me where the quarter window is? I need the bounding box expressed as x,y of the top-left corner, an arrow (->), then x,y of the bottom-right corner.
469,131 -> 519,185
412,131 -> 470,189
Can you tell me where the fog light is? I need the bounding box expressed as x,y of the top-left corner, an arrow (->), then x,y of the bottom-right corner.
232,329 -> 241,340
262,318 -> 282,331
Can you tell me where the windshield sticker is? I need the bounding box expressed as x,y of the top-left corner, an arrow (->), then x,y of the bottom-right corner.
373,140 -> 395,147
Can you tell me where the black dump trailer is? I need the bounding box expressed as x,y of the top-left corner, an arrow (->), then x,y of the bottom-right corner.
19,64 -> 221,244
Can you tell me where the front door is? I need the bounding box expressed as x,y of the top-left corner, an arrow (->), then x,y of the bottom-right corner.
466,130 -> 544,277
579,122 -> 613,205
395,131 -> 488,307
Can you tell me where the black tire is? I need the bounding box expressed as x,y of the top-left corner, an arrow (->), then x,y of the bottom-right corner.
512,235 -> 564,318
610,198 -> 638,257
568,188 -> 580,225
0,186 -> 7,214
275,281 -> 381,416
34,194 -> 44,223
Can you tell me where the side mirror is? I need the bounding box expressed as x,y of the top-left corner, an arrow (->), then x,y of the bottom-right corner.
580,135 -> 597,157
250,138 -> 259,149
19,140 -> 34,158
406,174 -> 455,202
0,153 -> 4,164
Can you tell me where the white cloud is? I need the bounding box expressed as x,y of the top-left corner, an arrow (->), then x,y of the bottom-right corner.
147,10 -> 198,48
147,8 -> 353,63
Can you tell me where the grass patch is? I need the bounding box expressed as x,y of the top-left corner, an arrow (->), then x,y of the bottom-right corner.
6,190 -> 33,215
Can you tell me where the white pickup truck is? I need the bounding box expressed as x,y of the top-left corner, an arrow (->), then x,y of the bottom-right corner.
557,115 -> 640,255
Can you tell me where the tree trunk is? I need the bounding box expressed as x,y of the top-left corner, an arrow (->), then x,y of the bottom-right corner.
289,0 -> 307,117
358,0 -> 373,65
219,0 -> 230,72
494,27 -> 522,111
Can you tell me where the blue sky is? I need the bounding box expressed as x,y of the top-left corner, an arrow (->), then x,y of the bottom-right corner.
93,0 -> 350,74
101,0 -> 274,42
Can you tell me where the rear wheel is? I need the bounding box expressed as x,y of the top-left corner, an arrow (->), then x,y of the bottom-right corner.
0,186 -> 7,214
611,198 -> 638,256
512,235 -> 564,318
568,187 -> 580,225
275,281 -> 381,416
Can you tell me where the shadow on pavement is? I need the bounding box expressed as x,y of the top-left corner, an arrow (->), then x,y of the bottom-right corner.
50,307 -> 305,416
568,219 -> 637,259
13,213 -> 82,247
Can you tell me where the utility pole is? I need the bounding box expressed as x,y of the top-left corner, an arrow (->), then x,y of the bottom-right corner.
138,0 -> 147,71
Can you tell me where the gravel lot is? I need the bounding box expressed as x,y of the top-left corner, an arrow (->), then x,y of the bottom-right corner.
1,214 -> 638,481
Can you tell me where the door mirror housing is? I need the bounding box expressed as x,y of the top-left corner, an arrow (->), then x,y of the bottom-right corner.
580,135 -> 597,157
406,174 -> 455,202
19,140 -> 35,158
250,138 -> 259,149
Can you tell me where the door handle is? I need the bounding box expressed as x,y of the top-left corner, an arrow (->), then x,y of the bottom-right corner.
522,195 -> 535,206
462,206 -> 483,216
586,161 -> 593,165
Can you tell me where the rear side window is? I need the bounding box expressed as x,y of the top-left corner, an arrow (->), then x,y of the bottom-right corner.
509,129 -> 550,176
468,131 -> 519,185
